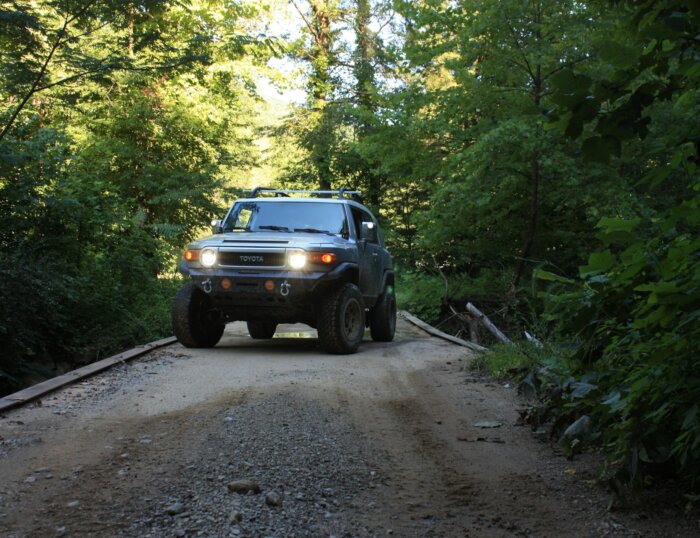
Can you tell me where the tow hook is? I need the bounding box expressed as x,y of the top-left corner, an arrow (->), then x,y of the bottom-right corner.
280,280 -> 291,297
202,278 -> 213,294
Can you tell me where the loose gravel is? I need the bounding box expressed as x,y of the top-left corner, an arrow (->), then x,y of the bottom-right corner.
123,392 -> 383,538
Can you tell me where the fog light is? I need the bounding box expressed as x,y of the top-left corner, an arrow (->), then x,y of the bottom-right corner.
221,278 -> 232,290
264,280 -> 275,292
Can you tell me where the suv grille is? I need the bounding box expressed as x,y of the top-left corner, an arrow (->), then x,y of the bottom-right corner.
218,251 -> 286,267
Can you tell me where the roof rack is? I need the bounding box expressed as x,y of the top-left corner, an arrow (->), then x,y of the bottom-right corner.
246,187 -> 362,200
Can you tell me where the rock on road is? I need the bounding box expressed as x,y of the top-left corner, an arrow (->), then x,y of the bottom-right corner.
0,318 -> 695,537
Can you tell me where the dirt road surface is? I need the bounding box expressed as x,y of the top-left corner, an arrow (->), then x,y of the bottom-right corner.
0,318 -> 697,537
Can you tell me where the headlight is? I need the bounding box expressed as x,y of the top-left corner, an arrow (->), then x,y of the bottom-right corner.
200,248 -> 217,268
288,250 -> 307,269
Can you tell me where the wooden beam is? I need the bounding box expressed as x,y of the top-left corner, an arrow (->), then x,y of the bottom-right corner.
401,311 -> 487,352
466,303 -> 513,345
0,337 -> 177,413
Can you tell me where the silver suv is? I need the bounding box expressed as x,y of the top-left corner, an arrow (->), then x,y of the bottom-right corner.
172,188 -> 396,354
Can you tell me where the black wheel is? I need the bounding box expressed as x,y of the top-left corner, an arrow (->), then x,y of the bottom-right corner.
247,320 -> 277,339
172,283 -> 224,348
317,283 -> 366,354
369,288 -> 397,342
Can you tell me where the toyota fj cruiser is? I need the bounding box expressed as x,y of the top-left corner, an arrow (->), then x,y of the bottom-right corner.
172,188 -> 396,354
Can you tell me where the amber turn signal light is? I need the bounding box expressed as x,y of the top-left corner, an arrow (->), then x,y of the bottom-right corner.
309,252 -> 336,264
221,278 -> 232,290
184,249 -> 200,261
264,280 -> 275,291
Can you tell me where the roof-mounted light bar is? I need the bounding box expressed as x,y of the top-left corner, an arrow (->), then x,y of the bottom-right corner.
246,187 -> 362,200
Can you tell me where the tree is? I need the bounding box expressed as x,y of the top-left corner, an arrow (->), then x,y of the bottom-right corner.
385,0 -> 633,291
0,0 -> 274,393
289,0 -> 344,190
538,0 -> 700,491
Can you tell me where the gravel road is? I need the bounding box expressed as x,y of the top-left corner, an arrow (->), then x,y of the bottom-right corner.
0,317 -> 696,537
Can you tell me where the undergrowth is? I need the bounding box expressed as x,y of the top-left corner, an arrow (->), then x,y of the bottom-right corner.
470,342 -> 546,379
0,256 -> 183,397
396,268 -> 513,324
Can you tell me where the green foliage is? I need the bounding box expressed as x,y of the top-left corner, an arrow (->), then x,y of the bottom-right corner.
395,271 -> 444,322
531,0 -> 700,493
396,269 -> 512,324
0,245 -> 184,394
0,0 -> 272,396
536,206 -> 700,491
386,0 -> 700,495
472,343 -> 543,380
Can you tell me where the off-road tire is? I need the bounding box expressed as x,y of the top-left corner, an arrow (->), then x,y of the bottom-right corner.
369,288 -> 396,342
247,320 -> 277,339
317,283 -> 365,354
172,283 -> 224,348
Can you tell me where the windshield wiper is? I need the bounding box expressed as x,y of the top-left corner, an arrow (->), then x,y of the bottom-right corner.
258,225 -> 292,232
293,227 -> 333,235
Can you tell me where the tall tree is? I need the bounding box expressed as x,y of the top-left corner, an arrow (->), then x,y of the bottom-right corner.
352,0 -> 381,207
0,0 -> 274,392
386,0 -> 627,288
290,0 -> 343,190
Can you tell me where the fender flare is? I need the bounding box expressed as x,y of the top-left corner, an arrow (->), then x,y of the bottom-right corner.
380,270 -> 395,294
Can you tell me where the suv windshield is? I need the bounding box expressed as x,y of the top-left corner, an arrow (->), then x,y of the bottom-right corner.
223,201 -> 347,235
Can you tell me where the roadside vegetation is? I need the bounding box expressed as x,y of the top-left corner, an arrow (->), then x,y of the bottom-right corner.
1,0 -> 698,499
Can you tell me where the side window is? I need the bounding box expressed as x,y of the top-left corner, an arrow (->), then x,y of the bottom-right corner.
350,207 -> 362,238
235,207 -> 253,230
224,203 -> 255,232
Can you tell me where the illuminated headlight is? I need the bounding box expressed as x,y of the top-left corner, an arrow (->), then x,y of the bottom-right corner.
200,248 -> 218,268
288,250 -> 307,269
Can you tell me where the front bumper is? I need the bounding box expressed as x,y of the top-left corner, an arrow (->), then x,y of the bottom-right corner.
186,263 -> 357,324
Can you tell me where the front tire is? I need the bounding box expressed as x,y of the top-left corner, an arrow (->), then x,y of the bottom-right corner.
247,320 -> 277,339
317,283 -> 365,354
172,283 -> 224,348
369,288 -> 397,342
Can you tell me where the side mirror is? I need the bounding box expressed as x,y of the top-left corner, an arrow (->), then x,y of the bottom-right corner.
360,221 -> 377,243
211,219 -> 223,234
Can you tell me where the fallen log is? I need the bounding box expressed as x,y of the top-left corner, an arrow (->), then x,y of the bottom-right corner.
401,311 -> 487,352
446,304 -> 480,345
466,302 -> 513,345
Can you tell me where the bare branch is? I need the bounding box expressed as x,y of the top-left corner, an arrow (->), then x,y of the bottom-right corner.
0,0 -> 101,143
66,12 -> 120,42
506,22 -> 535,83
542,56 -> 590,82
290,0 -> 316,38
503,56 -> 530,75
432,255 -> 449,304
0,19 -> 69,142
375,9 -> 395,36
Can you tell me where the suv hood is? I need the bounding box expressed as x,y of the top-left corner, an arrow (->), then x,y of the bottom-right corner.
189,232 -> 349,250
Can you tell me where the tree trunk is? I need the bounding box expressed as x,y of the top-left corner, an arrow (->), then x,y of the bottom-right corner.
354,0 -> 380,209
308,1 -> 335,191
128,7 -> 135,58
510,4 -> 543,293
511,156 -> 539,290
